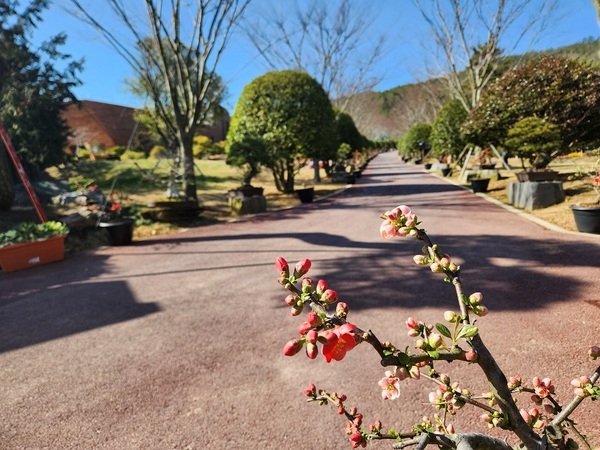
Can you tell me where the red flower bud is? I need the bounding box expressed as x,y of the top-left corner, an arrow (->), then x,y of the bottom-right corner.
284,294 -> 297,306
294,258 -> 311,278
316,279 -> 328,295
465,350 -> 478,361
305,342 -> 318,359
275,256 -> 289,276
283,339 -> 303,356
336,302 -> 349,317
321,289 -> 338,303
306,311 -> 322,327
303,383 -> 316,396
306,329 -> 318,344
297,321 -> 312,335
301,277 -> 314,293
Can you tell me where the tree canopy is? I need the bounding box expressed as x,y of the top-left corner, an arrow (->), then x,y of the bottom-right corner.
461,56 -> 600,159
0,0 -> 81,210
69,0 -> 250,201
430,99 -> 468,159
227,70 -> 337,193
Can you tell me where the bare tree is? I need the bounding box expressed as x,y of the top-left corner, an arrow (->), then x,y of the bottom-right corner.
66,0 -> 251,201
414,0 -> 558,112
243,0 -> 386,118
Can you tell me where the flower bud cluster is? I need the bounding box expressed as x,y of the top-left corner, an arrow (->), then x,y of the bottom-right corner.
413,244 -> 459,276
428,375 -> 470,415
413,415 -> 455,435
480,411 -> 508,429
532,377 -> 555,400
379,205 -> 420,239
406,317 -> 430,338
345,408 -> 368,449
519,408 -> 541,427
507,375 -> 522,391
570,376 -> 599,399
466,292 -> 488,317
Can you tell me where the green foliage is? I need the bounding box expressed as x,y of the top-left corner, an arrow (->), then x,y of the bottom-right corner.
228,70 -> 337,193
504,117 -> 562,169
397,123 -> 431,157
0,221 -> 69,248
120,150 -> 146,160
225,136 -> 268,186
149,145 -> 168,159
335,111 -> 363,151
462,56 -> 600,167
107,146 -> 126,159
193,135 -> 221,159
0,1 -> 82,179
430,99 -> 468,159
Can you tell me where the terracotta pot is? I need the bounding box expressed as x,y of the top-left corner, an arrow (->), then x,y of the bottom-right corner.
570,205 -> 600,234
0,235 -> 66,273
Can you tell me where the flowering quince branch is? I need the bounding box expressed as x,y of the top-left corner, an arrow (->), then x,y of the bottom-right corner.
276,206 -> 600,450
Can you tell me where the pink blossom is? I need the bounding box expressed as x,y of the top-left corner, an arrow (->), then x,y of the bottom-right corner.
532,377 -> 554,398
378,371 -> 401,400
322,324 -> 357,362
380,220 -> 397,239
406,317 -> 418,329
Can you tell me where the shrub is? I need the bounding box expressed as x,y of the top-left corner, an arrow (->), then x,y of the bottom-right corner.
462,56 -> 600,168
228,70 -> 337,193
193,135 -> 220,159
397,123 -> 431,159
149,145 -> 168,159
107,146 -> 126,159
430,99 -> 468,160
120,150 -> 146,160
504,117 -> 562,169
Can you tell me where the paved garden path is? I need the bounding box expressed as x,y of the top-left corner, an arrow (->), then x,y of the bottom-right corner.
1,151 -> 599,449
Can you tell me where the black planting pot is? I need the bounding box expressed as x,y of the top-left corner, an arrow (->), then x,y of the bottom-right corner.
98,218 -> 135,246
295,187 -> 314,204
570,205 -> 600,234
471,178 -> 490,193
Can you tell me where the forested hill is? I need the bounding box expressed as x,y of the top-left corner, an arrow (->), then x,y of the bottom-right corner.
351,37 -> 600,141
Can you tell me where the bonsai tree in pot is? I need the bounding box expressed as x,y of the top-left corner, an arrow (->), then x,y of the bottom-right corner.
225,136 -> 268,197
504,117 -> 562,179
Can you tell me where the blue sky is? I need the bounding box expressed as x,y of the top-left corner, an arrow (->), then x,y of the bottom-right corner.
32,1 -> 600,114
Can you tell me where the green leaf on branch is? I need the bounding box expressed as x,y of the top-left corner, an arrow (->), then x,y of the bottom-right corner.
426,350 -> 440,359
456,325 -> 479,339
435,323 -> 452,338
396,352 -> 410,366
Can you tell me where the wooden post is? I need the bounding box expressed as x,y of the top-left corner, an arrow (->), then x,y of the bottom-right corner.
0,122 -> 48,222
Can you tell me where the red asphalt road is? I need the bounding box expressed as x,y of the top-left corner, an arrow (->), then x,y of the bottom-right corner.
1,151 -> 599,449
